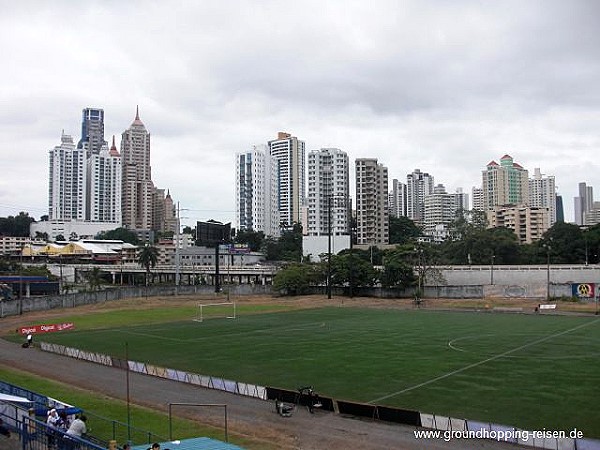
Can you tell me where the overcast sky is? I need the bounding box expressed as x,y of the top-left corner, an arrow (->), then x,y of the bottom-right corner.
1,0 -> 599,227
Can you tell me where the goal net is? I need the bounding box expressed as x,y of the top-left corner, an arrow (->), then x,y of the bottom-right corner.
194,302 -> 236,322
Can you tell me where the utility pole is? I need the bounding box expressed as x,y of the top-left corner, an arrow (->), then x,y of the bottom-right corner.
175,202 -> 181,292
327,195 -> 332,299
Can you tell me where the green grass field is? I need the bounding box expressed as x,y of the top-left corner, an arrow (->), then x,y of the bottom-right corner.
24,305 -> 600,437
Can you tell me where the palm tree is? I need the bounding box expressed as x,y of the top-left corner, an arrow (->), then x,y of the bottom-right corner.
138,245 -> 159,286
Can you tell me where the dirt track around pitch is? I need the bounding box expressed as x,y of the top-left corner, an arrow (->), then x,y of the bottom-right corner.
0,294 -> 560,449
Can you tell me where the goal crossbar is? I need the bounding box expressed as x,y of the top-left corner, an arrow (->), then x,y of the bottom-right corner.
193,302 -> 236,322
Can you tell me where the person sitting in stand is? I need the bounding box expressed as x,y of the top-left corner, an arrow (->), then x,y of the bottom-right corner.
66,414 -> 87,438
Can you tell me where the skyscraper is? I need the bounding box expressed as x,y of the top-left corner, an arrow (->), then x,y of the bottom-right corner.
78,108 -> 106,154
424,185 -> 469,241
388,179 -> 407,218
482,154 -> 529,210
235,145 -> 279,237
406,169 -> 434,223
471,187 -> 484,212
87,136 -> 122,223
574,182 -> 594,225
121,107 -> 154,230
307,148 -> 350,236
529,168 -> 557,226
268,132 -> 305,227
356,158 -> 388,245
48,132 -> 87,221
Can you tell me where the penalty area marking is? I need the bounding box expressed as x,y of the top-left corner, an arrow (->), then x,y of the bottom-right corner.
448,333 -> 600,360
368,318 -> 600,404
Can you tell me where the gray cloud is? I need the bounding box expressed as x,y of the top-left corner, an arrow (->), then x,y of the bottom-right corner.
1,0 -> 600,224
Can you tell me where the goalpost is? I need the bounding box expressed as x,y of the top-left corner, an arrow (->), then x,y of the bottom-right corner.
194,302 -> 236,322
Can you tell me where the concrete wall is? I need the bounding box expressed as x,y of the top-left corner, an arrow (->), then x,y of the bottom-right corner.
438,265 -> 600,285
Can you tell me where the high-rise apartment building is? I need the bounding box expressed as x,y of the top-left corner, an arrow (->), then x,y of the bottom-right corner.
487,205 -> 549,244
529,168 -> 557,226
235,145 -> 279,237
121,108 -> 154,230
482,154 -> 529,210
356,158 -> 388,245
389,179 -> 407,218
306,148 -> 350,236
48,133 -> 87,221
574,182 -> 594,225
424,185 -> 469,242
471,187 -> 484,212
268,132 -> 305,227
406,169 -> 434,223
78,108 -> 106,154
152,188 -> 177,234
87,136 -> 122,222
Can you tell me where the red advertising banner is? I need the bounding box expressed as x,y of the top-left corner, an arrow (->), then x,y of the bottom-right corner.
18,322 -> 75,335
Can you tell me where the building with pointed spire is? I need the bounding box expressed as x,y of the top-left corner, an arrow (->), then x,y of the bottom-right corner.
87,136 -> 122,223
121,107 -> 154,231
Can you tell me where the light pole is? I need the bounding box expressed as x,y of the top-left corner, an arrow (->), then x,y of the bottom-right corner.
490,254 -> 495,285
327,195 -> 332,300
414,245 -> 424,301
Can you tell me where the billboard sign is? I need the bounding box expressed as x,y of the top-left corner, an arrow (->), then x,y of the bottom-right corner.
18,322 -> 75,335
571,283 -> 595,299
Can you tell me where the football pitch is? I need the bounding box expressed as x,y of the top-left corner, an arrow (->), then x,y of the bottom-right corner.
35,305 -> 600,437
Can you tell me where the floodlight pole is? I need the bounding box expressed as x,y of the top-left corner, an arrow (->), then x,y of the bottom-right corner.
490,254 -> 495,285
175,202 -> 181,293
327,195 -> 332,300
215,244 -> 220,293
348,197 -> 353,300
546,244 -> 551,301
125,342 -> 131,443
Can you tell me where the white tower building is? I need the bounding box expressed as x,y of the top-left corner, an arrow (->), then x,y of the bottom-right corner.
48,132 -> 87,221
307,148 -> 350,236
235,145 -> 279,237
87,136 -> 122,223
529,168 -> 557,226
406,169 -> 434,223
389,179 -> 407,218
268,132 -> 305,228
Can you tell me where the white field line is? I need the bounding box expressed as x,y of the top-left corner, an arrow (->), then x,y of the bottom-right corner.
368,318 -> 600,404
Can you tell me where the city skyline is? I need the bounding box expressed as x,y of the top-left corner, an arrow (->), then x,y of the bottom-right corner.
1,1 -> 600,227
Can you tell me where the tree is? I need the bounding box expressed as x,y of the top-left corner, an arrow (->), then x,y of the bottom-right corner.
0,212 -> 35,237
138,245 -> 159,285
539,222 -> 585,264
34,231 -> 49,241
321,252 -> 379,288
84,267 -> 104,291
235,229 -> 265,252
389,216 -> 422,245
583,224 -> 600,264
273,263 -> 318,295
380,248 -> 416,288
55,234 -> 66,242
96,228 -> 140,245
261,224 -> 303,261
